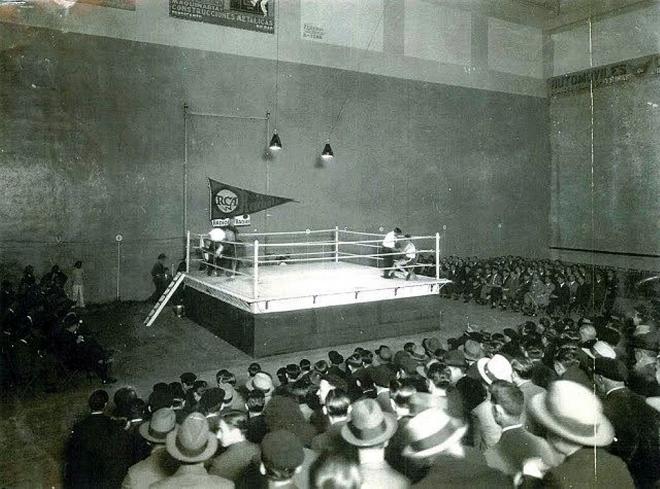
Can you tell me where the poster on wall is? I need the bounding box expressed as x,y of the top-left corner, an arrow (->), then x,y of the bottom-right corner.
169,0 -> 275,34
77,0 -> 136,10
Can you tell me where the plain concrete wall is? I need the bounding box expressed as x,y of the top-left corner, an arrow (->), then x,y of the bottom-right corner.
547,2 -> 660,270
0,23 -> 550,303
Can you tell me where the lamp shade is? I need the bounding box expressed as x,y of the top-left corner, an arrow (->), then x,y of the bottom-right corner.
269,130 -> 282,151
321,141 -> 334,159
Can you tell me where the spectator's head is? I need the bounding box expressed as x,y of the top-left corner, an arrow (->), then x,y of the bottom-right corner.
323,388 -> 351,422
88,389 -> 109,412
375,345 -> 393,363
328,350 -> 344,366
260,431 -> 304,482
314,360 -> 329,375
180,372 -> 197,391
578,324 -> 597,344
168,382 -> 185,401
309,453 -> 362,489
148,389 -> 174,413
510,356 -> 535,384
299,359 -> 311,372
139,408 -> 176,445
426,362 -> 452,393
286,363 -> 302,381
631,333 -> 659,363
461,339 -> 484,364
553,345 -> 581,376
476,354 -> 513,385
340,398 -> 397,449
593,358 -> 628,395
528,380 -> 614,454
401,408 -> 467,460
489,380 -> 524,428
345,353 -> 363,373
215,369 -> 236,386
113,387 -> 138,418
246,390 -> 266,414
198,387 -> 225,415
389,379 -> 417,418
276,367 -> 288,385
190,380 -> 208,402
166,412 -> 217,464
444,350 -> 467,383
247,372 -> 275,398
248,362 -> 262,377
217,410 -> 249,447
360,350 -> 374,367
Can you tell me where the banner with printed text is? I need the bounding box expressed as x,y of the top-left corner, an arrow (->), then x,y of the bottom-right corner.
170,0 -> 274,34
208,178 -> 295,221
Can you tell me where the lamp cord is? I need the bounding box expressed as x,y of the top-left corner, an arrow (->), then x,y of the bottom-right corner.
326,5 -> 393,141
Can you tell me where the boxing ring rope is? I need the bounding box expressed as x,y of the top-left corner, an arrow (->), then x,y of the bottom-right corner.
186,228 -> 442,298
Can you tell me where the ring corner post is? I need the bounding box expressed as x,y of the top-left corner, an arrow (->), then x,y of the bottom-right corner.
334,226 -> 339,263
435,232 -> 440,280
253,240 -> 259,298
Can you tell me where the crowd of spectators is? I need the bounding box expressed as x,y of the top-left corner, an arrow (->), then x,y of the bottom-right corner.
0,262 -> 115,390
65,301 -> 660,488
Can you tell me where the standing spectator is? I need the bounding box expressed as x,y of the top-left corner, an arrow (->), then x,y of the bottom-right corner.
483,381 -> 556,476
121,408 -> 179,489
66,389 -> 132,489
150,412 -> 234,489
209,410 -> 261,483
246,390 -> 268,444
150,254 -> 168,302
340,398 -> 409,489
241,430 -> 305,489
593,358 -> 660,488
311,388 -> 351,454
70,261 -> 85,309
404,409 -> 510,488
522,380 -> 634,488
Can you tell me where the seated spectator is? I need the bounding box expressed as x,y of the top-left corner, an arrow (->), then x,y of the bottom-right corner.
483,381 -> 556,476
309,452 -> 362,489
241,430 -> 305,489
198,387 -> 227,430
340,398 -> 409,489
404,408 -> 511,488
179,372 -> 197,395
121,408 -> 179,489
522,380 -> 634,488
150,412 -> 233,488
553,345 -> 591,389
209,410 -> 261,483
263,394 -> 316,447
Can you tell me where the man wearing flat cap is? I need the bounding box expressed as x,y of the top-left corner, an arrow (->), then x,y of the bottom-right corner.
593,358 -> 660,488
150,412 -> 234,489
121,408 -> 179,489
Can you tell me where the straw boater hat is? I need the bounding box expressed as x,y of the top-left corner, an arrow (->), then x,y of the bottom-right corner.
582,340 -> 616,359
460,339 -> 484,363
139,408 -> 176,444
166,412 -> 218,463
477,354 -> 513,384
246,372 -> 274,396
341,399 -> 397,447
528,380 -> 614,447
401,408 -> 467,459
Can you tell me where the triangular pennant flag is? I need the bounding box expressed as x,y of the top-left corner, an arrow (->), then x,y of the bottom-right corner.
208,179 -> 297,220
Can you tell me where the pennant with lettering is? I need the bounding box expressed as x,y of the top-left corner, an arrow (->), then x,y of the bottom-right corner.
208,178 -> 297,220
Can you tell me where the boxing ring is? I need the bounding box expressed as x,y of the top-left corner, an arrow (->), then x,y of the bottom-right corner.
181,228 -> 451,357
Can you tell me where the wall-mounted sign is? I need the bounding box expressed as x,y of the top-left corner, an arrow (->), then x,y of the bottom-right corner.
170,0 -> 275,34
548,54 -> 660,96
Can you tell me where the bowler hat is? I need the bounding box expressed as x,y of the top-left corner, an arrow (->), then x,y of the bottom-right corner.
139,408 -> 176,444
261,430 -> 304,472
594,358 -> 628,382
341,398 -> 397,447
460,340 -> 484,363
445,349 -> 467,368
166,412 -> 217,463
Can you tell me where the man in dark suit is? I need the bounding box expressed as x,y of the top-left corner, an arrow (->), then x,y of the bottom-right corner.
245,390 -> 268,444
484,381 -> 556,475
521,380 -> 634,488
594,358 -> 660,489
66,389 -> 133,489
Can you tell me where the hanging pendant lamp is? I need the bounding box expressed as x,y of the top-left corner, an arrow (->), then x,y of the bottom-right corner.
269,130 -> 282,151
321,140 -> 334,159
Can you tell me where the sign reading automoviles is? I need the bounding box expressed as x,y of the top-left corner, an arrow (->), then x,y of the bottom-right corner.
208,178 -> 296,221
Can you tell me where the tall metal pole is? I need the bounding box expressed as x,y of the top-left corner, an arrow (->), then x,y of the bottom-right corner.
435,232 -> 440,280
116,240 -> 121,300
183,103 -> 189,238
334,226 -> 339,263
265,111 -> 271,236
185,230 -> 191,273
253,240 -> 259,298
